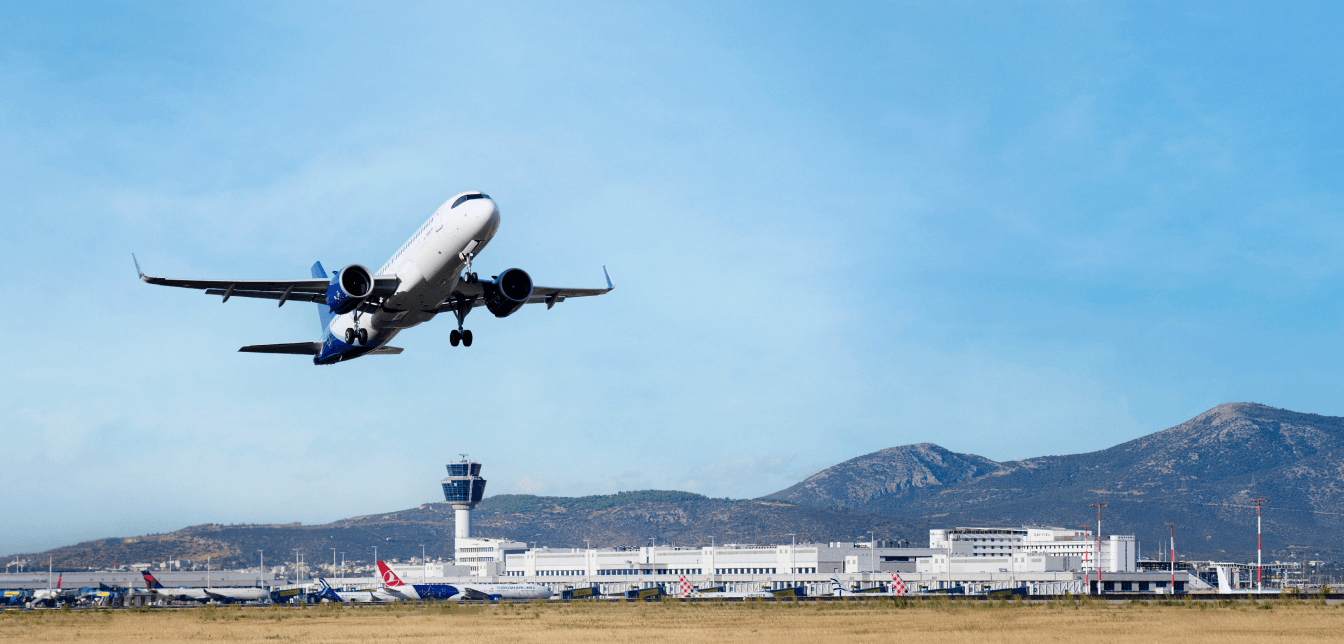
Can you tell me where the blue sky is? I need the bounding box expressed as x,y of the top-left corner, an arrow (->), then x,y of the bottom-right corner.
3,2 -> 1343,555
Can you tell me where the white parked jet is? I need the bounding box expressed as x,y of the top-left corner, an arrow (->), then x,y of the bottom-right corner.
141,571 -> 270,603
136,192 -> 612,365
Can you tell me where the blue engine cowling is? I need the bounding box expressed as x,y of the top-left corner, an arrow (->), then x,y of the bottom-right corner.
326,264 -> 374,314
482,268 -> 533,318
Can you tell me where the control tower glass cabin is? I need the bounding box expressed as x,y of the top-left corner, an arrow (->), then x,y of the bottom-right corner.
441,460 -> 487,539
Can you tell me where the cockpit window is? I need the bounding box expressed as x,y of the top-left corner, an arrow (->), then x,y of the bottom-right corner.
452,193 -> 491,209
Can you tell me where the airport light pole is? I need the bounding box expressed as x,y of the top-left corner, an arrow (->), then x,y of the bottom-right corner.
421,545 -> 427,581
333,549 -> 338,579
1166,523 -> 1176,593
1078,525 -> 1092,594
1091,504 -> 1108,594
1251,499 -> 1267,592
340,553 -> 345,579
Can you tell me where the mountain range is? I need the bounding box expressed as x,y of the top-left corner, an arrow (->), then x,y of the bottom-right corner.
10,402 -> 1344,568
766,403 -> 1344,560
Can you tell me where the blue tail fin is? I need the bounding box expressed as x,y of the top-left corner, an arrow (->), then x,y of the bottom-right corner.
311,261 -> 334,333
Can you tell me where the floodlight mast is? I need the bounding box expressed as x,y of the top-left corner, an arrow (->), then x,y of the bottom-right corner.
1251,499 -> 1267,592
1165,523 -> 1176,593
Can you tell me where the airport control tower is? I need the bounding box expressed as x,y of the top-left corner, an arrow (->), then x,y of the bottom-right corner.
441,457 -> 487,539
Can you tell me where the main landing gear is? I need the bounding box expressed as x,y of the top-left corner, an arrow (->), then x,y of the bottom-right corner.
344,327 -> 369,345
449,292 -> 476,348
344,309 -> 370,346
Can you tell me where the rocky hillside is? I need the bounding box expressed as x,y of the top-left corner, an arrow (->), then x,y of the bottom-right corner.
767,443 -> 1002,507
764,403 -> 1344,560
8,491 -> 926,570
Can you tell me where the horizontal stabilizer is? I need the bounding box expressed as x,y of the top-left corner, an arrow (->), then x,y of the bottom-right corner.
238,342 -> 322,355
367,346 -> 404,355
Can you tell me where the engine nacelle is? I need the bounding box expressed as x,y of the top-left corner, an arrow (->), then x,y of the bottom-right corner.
326,264 -> 374,315
482,268 -> 533,318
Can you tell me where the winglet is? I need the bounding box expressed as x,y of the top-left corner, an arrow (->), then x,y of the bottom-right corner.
603,266 -> 613,290
132,254 -> 145,280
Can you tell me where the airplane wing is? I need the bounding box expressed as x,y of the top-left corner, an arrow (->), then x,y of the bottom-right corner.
134,256 -> 399,305
237,343 -> 403,355
460,587 -> 500,601
238,342 -> 321,355
435,267 -> 614,313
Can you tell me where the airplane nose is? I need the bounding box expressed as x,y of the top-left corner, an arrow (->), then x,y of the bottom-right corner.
472,198 -> 500,234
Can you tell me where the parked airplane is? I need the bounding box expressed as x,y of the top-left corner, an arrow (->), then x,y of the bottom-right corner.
674,575 -> 800,599
312,578 -> 405,603
141,571 -> 270,603
829,574 -> 909,597
31,574 -> 74,606
377,561 -> 551,600
135,191 -> 612,365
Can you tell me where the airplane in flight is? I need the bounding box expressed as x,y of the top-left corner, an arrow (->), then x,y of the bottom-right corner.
377,561 -> 552,600
135,191 -> 612,365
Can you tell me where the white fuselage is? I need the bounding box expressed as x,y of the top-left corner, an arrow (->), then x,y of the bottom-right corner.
326,193 -> 501,350
459,583 -> 553,600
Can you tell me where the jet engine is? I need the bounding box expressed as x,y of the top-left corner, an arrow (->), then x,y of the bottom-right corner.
482,268 -> 533,318
325,264 -> 374,314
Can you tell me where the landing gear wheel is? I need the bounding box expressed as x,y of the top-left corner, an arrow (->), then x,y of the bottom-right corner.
358,328 -> 369,345
345,328 -> 356,344
462,330 -> 473,347
450,329 -> 461,347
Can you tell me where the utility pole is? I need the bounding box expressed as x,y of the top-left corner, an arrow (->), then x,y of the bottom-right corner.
1166,523 -> 1176,594
1251,499 -> 1267,592
421,545 -> 427,581
333,549 -> 338,578
1091,504 -> 1108,594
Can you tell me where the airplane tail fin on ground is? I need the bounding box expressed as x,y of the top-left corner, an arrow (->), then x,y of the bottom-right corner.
315,578 -> 343,602
311,261 -> 333,333
376,561 -> 405,587
141,571 -> 163,589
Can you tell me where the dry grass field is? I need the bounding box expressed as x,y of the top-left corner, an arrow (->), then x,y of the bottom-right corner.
2,597 -> 1342,644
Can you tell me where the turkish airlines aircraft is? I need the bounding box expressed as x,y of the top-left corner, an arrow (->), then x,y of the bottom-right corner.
136,192 -> 612,365
376,561 -> 551,600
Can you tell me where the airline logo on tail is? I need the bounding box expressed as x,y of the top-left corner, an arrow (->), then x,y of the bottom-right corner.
314,578 -> 342,602
376,561 -> 405,587
891,572 -> 907,595
57,574 -> 62,590
677,575 -> 695,597
141,571 -> 163,589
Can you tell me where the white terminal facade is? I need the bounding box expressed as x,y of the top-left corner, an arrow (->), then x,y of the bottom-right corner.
397,459 -> 1181,596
